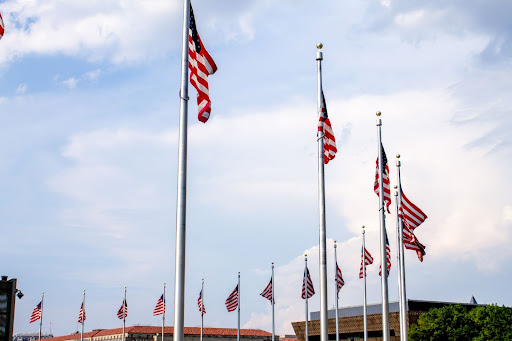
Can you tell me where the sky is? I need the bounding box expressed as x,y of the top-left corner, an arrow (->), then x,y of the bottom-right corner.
1,0 -> 512,337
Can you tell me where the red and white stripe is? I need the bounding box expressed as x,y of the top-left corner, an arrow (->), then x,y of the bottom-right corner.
225,285 -> 238,312
335,263 -> 344,297
0,12 -> 5,40
260,278 -> 273,303
359,248 -> 374,279
197,290 -> 206,314
379,237 -> 391,277
318,91 -> 337,164
117,299 -> 128,319
188,5 -> 217,123
153,294 -> 165,316
78,303 -> 86,323
374,146 -> 391,213
400,190 -> 427,230
403,225 -> 426,262
301,267 -> 315,299
29,302 -> 42,323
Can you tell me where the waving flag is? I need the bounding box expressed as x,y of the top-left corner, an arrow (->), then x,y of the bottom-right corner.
260,278 -> 273,303
197,290 -> 206,314
29,302 -> 42,323
403,226 -> 426,261
359,247 -> 374,278
189,4 -> 217,123
78,302 -> 86,323
335,263 -> 344,297
379,232 -> 391,276
117,299 -> 128,319
225,285 -> 238,312
0,12 -> 4,40
400,189 -> 427,230
318,91 -> 337,164
301,267 -> 315,299
374,145 -> 391,213
153,294 -> 165,316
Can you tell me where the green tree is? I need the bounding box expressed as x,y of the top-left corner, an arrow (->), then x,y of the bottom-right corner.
470,305 -> 512,341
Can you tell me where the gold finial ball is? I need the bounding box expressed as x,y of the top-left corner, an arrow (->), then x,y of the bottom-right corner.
394,185 -> 398,189
304,253 -> 307,257
396,154 -> 400,159
362,225 -> 365,229
376,111 -> 382,116
317,43 -> 323,50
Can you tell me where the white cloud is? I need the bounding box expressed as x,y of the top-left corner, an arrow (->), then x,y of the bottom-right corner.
62,77 -> 78,89
16,83 -> 27,94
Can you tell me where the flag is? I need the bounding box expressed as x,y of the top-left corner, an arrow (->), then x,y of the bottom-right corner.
379,231 -> 391,276
78,303 -> 86,324
29,302 -> 42,323
117,299 -> 128,319
197,290 -> 206,314
374,145 -> 391,213
318,91 -> 337,164
400,189 -> 428,230
301,267 -> 315,299
225,285 -> 238,312
359,248 -> 374,279
335,263 -> 344,297
0,12 -> 4,40
403,225 -> 426,262
188,3 -> 217,123
260,278 -> 273,303
153,294 -> 165,316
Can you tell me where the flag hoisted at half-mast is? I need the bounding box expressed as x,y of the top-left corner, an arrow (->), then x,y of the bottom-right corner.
29,302 -> 42,323
359,247 -> 373,278
374,145 -> 391,213
188,3 -> 217,123
399,187 -> 428,261
198,289 -> 206,314
318,91 -> 337,164
379,230 -> 391,276
302,267 -> 315,299
117,299 -> 128,319
225,285 -> 238,312
0,12 -> 4,40
153,294 -> 165,316
260,278 -> 273,303
78,303 -> 86,323
335,263 -> 344,296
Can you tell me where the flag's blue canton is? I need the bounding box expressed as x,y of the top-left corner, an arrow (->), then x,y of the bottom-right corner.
189,6 -> 201,53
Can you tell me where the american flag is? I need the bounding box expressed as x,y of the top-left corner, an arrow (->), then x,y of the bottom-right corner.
78,302 -> 86,323
197,290 -> 206,314
400,189 -> 427,230
117,299 -> 128,319
335,263 -> 344,297
225,285 -> 238,312
374,145 -> 391,213
403,225 -> 426,262
359,247 -> 374,279
379,231 -> 391,276
153,294 -> 165,316
318,91 -> 337,164
29,302 -> 42,323
260,278 -> 273,303
188,4 -> 217,123
301,267 -> 315,299
0,12 -> 4,40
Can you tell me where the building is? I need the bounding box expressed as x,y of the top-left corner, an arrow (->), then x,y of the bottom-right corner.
291,298 -> 483,341
13,334 -> 54,341
43,326 -> 272,341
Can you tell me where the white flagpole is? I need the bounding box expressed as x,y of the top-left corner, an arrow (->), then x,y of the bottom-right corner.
81,290 -> 85,341
304,255 -> 309,341
163,283 -> 166,341
395,156 -> 408,341
39,292 -> 44,341
271,263 -> 275,341
200,279 -> 204,341
123,287 -> 126,341
376,112 -> 390,341
334,241 -> 339,341
174,1 -> 191,340
237,273 -> 240,341
362,227 -> 368,341
315,42 -> 329,341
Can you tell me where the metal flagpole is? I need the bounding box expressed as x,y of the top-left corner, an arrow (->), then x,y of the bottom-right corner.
201,279 -> 205,341
316,42 -> 329,341
376,112 -> 390,341
39,292 -> 44,341
394,188 -> 403,340
123,287 -> 126,341
271,263 -> 275,341
304,255 -> 309,341
362,227 -> 368,341
163,283 -> 166,341
81,290 -> 85,341
174,1 -> 191,340
395,156 -> 408,341
237,272 -> 240,341
334,241 -> 339,341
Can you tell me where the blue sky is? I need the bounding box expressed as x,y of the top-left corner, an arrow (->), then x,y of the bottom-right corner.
2,0 -> 512,337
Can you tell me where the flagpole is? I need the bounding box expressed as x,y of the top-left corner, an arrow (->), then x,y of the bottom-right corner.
200,279 -> 204,341
39,292 -> 44,341
271,263 -> 275,341
376,112 -> 390,340
81,290 -> 85,341
395,156 -> 408,341
174,1 -> 191,340
334,242 -> 339,341
304,255 -> 309,341
237,272 -> 240,341
315,42 -> 329,341
362,227 -> 368,341
123,287 -> 126,341
163,283 -> 166,341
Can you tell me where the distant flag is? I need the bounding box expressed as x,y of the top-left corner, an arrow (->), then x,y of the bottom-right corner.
318,91 -> 337,164
400,189 -> 428,231
379,231 -> 391,276
260,278 -> 273,303
197,289 -> 206,314
359,247 -> 374,279
29,302 -> 42,323
153,294 -> 165,316
78,302 -> 86,323
374,145 -> 391,213
0,12 -> 4,40
335,263 -> 344,297
225,285 -> 238,312
301,267 -> 315,299
117,299 -> 128,319
188,3 -> 218,123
